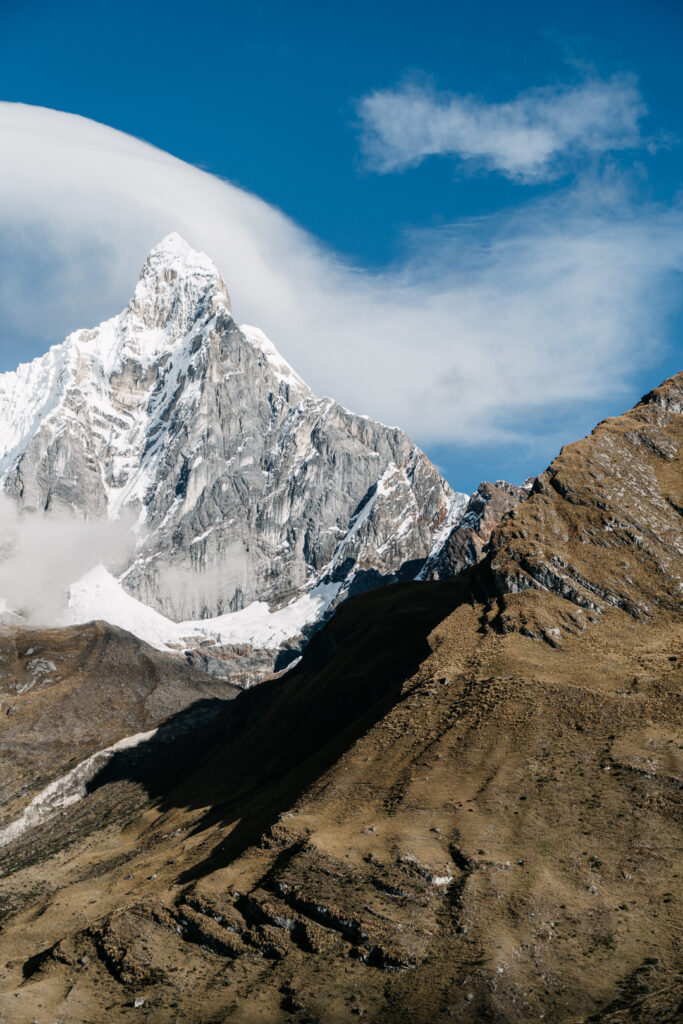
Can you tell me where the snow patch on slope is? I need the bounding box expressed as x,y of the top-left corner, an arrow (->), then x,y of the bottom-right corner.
64,564 -> 340,652
415,490 -> 470,580
240,323 -> 309,394
0,726 -> 158,849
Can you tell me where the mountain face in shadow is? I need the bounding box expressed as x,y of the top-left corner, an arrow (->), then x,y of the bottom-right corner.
0,373 -> 681,1023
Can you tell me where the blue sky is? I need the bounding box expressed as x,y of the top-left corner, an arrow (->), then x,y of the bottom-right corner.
1,0 -> 681,492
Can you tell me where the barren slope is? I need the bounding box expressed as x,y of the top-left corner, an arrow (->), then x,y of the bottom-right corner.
0,374 -> 681,1023
0,621 -> 239,830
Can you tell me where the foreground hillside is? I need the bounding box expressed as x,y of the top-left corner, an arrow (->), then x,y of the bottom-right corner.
0,374 -> 681,1022
0,622 -> 240,840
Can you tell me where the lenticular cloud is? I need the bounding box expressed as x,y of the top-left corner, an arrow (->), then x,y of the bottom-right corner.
0,102 -> 681,451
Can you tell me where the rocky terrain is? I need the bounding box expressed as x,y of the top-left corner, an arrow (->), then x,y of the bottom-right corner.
0,622 -> 239,836
0,374 -> 679,1023
420,479 -> 530,580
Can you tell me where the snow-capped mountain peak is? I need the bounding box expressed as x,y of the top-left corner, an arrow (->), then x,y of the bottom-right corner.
0,234 -> 467,645
129,231 -> 231,337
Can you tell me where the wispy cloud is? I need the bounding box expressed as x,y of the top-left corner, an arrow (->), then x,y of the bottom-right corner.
0,496 -> 134,624
357,75 -> 646,180
0,103 -> 680,466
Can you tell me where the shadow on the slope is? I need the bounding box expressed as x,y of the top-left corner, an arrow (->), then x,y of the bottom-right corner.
326,559 -> 427,596
83,698 -> 231,795
87,572 -> 473,885
295,561 -> 429,650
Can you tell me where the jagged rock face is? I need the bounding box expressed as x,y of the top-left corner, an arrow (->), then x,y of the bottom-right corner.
421,479 -> 529,580
183,643 -> 298,690
487,372 -> 683,639
0,234 -> 463,621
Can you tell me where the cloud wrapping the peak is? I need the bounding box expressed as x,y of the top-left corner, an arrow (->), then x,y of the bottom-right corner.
0,103 -> 680,466
357,75 -> 646,180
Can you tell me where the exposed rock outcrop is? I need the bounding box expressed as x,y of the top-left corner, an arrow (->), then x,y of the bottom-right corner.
486,373 -> 683,638
421,479 -> 530,580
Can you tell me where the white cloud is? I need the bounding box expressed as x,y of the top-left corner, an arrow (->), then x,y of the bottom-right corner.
0,496 -> 134,624
0,103 -> 681,463
357,75 -> 646,180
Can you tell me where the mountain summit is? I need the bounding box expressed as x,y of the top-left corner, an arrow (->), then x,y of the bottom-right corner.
129,232 -> 232,335
0,236 -> 467,637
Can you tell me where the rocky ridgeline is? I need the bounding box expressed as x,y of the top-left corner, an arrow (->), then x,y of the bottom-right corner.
486,373 -> 683,643
419,479 -> 530,580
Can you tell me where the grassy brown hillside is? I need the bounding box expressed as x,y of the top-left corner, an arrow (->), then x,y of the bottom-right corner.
0,621 -> 240,829
0,375 -> 681,1024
